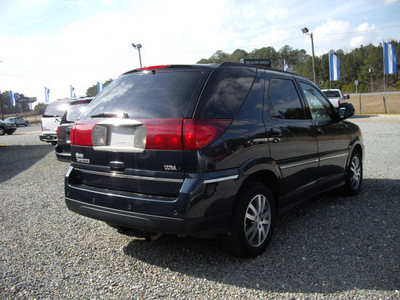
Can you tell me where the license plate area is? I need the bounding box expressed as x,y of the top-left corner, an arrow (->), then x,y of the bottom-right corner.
92,119 -> 145,153
109,126 -> 135,148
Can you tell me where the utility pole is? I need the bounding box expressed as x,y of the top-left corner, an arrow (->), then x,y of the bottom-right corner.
301,28 -> 316,84
132,43 -> 143,68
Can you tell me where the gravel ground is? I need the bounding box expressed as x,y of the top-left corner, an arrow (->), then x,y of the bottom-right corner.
0,117 -> 399,299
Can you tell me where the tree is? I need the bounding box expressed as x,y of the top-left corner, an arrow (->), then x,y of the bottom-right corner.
86,79 -> 113,97
34,102 -> 47,115
229,49 -> 248,63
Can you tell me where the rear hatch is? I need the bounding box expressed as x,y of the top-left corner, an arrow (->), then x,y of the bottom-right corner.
42,100 -> 71,133
69,66 -> 212,198
58,99 -> 93,146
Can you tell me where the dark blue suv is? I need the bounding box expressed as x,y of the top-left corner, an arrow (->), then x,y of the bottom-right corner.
65,63 -> 363,257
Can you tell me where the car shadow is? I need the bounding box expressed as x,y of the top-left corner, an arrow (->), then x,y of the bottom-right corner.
0,144 -> 54,184
351,114 -> 379,119
122,178 -> 399,294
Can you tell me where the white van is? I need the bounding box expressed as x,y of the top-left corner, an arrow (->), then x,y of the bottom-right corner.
39,99 -> 72,145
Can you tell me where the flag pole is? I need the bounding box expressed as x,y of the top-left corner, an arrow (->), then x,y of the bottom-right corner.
383,42 -> 386,113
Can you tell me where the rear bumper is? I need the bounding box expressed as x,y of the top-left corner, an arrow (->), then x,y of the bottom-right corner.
65,166 -> 241,237
65,197 -> 230,236
55,144 -> 71,162
39,133 -> 57,143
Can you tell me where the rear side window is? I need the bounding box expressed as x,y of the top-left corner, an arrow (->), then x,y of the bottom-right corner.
195,67 -> 256,118
80,71 -> 203,120
269,78 -> 305,119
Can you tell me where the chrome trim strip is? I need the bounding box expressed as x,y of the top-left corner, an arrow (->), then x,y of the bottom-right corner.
320,153 -> 348,161
280,159 -> 318,170
203,175 -> 239,184
74,167 -> 184,183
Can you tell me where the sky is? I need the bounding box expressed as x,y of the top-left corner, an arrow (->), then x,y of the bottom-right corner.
1,0 -> 400,103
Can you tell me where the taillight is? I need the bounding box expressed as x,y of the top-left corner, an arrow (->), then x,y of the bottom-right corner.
56,126 -> 60,140
183,119 -> 231,150
70,119 -> 99,146
70,118 -> 231,151
142,119 -> 183,150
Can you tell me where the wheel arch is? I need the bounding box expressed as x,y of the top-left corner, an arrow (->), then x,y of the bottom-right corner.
236,160 -> 282,213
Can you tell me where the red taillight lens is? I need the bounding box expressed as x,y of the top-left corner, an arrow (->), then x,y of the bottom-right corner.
142,119 -> 183,150
56,126 -> 60,140
70,120 -> 99,147
142,119 -> 231,151
183,119 -> 231,150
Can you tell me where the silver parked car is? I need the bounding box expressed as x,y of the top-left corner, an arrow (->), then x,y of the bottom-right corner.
5,116 -> 29,127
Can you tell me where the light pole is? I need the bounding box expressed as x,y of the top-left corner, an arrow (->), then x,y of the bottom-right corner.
132,43 -> 142,68
301,27 -> 316,84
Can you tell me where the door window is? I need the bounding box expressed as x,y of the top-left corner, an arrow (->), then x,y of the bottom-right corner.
269,78 -> 305,119
299,82 -> 333,121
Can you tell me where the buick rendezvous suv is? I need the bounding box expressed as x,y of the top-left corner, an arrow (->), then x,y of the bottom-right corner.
65,63 -> 363,257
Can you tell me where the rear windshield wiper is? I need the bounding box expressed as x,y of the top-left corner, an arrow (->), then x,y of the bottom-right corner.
90,112 -> 129,118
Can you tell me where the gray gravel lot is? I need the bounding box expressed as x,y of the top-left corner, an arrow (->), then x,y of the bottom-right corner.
1,117 -> 399,299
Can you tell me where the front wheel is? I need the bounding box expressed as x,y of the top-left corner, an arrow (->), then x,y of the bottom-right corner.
345,151 -> 363,195
224,182 -> 276,257
0,127 -> 5,135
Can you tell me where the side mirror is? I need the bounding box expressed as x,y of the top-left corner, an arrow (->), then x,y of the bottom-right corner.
345,95 -> 350,99
338,102 -> 355,119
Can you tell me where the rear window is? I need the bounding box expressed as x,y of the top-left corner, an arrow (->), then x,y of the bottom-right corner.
195,67 -> 256,118
80,70 -> 203,120
323,90 -> 341,98
66,102 -> 90,122
43,101 -> 71,117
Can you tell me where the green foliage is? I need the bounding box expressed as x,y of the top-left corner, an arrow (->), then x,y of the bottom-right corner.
197,41 -> 400,92
34,102 -> 47,115
0,91 -> 28,115
86,79 -> 113,97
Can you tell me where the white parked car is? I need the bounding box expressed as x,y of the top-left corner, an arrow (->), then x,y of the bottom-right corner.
321,89 -> 350,108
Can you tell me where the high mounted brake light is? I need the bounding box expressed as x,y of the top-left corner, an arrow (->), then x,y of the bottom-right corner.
136,65 -> 171,71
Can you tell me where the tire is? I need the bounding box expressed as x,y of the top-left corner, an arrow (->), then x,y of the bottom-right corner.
345,150 -> 362,195
0,127 -> 5,135
224,181 -> 276,257
25,122 -> 29,126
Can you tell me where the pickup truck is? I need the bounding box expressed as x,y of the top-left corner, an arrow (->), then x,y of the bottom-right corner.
321,89 -> 350,108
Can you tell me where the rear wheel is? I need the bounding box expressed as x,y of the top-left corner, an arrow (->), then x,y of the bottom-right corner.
345,151 -> 362,195
224,181 -> 276,257
0,127 -> 5,135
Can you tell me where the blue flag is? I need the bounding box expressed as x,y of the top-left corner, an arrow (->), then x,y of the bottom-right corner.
97,82 -> 104,93
384,43 -> 397,75
10,91 -> 16,106
329,53 -> 340,81
70,85 -> 76,98
45,87 -> 50,103
284,60 -> 289,72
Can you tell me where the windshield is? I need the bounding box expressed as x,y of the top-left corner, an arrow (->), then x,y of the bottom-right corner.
80,70 -> 204,120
